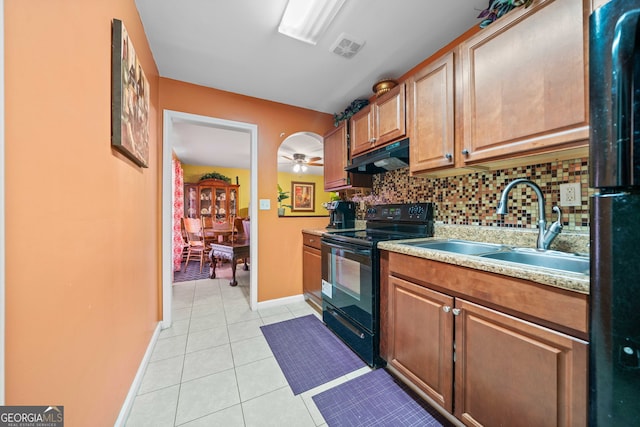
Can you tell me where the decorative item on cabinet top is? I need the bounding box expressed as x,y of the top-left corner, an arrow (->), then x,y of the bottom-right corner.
477,0 -> 534,28
333,98 -> 369,127
372,79 -> 398,97
199,171 -> 231,183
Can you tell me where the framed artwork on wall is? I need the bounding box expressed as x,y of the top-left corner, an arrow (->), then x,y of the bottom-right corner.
111,18 -> 150,168
291,181 -> 315,212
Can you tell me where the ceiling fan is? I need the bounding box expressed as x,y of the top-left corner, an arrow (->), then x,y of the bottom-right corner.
282,153 -> 323,172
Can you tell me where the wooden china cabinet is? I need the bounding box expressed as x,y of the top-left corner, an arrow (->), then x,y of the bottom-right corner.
184,178 -> 239,223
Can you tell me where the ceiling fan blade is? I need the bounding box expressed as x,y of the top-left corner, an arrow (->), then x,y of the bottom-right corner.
307,157 -> 322,163
308,162 -> 324,166
282,155 -> 294,161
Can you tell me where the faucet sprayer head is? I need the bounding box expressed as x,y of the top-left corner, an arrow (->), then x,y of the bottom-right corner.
496,200 -> 508,215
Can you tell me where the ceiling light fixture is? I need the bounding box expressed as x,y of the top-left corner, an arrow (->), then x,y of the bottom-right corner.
293,163 -> 308,173
278,0 -> 347,45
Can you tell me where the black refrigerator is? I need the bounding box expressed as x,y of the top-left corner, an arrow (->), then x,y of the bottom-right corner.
590,0 -> 640,424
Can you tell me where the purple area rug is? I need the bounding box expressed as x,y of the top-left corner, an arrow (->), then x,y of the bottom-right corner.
313,369 -> 454,427
260,314 -> 366,395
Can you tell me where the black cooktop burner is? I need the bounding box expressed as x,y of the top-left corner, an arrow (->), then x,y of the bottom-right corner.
322,203 -> 435,247
328,229 -> 419,243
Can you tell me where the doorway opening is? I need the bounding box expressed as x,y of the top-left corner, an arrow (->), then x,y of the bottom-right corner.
162,110 -> 258,328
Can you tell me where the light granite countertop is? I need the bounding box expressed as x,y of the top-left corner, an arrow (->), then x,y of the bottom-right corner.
302,229 -> 327,237
379,224 -> 590,294
302,220 -> 367,237
303,223 -> 590,294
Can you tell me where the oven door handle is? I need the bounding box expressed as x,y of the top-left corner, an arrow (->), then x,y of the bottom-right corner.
321,240 -> 372,257
327,307 -> 366,339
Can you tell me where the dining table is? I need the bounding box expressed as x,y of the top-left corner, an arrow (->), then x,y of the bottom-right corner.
203,226 -> 235,245
209,238 -> 250,286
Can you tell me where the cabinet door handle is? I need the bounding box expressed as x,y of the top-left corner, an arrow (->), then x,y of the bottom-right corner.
461,149 -> 470,156
452,308 -> 461,316
442,305 -> 451,313
309,239 -> 315,243
369,138 -> 377,144
445,153 -> 453,160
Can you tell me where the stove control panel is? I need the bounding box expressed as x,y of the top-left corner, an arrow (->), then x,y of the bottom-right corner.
365,203 -> 434,222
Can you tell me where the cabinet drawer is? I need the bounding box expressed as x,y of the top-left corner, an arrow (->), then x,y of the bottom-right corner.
302,233 -> 322,250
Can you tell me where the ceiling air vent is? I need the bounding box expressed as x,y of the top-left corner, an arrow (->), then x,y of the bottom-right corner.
330,33 -> 365,59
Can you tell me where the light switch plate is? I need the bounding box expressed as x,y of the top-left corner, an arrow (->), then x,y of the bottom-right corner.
559,183 -> 581,207
259,199 -> 271,210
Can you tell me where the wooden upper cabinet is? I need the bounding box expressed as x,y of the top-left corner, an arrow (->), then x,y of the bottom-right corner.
324,123 -> 349,191
349,105 -> 374,157
459,0 -> 589,164
350,83 -> 406,157
408,51 -> 456,174
374,83 -> 406,146
454,299 -> 588,427
323,122 -> 372,191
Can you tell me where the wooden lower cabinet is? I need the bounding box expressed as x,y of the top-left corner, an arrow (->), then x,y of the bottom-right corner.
454,299 -> 588,427
382,252 -> 588,426
387,276 -> 454,411
302,232 -> 322,308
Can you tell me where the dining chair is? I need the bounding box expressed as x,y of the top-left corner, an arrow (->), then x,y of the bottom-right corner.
183,217 -> 207,273
234,217 -> 245,239
180,217 -> 189,261
242,219 -> 251,266
201,215 -> 214,230
242,219 -> 250,241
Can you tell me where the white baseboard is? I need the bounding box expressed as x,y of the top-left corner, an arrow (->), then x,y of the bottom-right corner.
114,322 -> 162,427
255,293 -> 305,311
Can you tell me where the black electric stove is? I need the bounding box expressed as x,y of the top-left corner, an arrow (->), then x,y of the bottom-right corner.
323,203 -> 434,246
320,203 -> 434,367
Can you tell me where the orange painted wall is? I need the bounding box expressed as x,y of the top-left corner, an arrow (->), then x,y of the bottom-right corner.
5,0 -> 161,425
159,78 -> 333,301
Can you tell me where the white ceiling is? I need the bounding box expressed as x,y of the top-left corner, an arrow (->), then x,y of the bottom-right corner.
137,0 -> 487,171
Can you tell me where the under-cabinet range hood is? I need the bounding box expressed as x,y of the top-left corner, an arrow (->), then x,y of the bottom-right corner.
345,138 -> 409,174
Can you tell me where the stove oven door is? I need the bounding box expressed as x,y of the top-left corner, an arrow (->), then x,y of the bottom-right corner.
320,239 -> 373,332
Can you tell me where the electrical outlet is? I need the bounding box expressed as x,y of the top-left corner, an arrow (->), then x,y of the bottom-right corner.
559,183 -> 581,207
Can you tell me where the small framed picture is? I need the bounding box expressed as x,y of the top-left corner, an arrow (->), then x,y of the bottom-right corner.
291,181 -> 315,212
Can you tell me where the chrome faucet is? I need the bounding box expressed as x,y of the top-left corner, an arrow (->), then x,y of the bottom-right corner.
496,178 -> 563,250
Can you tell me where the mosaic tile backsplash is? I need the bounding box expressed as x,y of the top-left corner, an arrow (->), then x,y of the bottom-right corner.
349,158 -> 590,233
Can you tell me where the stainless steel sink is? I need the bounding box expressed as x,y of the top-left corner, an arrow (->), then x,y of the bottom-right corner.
405,239 -> 504,256
480,249 -> 590,275
400,239 -> 589,275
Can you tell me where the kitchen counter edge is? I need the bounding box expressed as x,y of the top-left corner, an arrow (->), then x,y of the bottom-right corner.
378,239 -> 589,295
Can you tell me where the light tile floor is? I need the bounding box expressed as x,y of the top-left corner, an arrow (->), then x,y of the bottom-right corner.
125,269 -> 371,426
